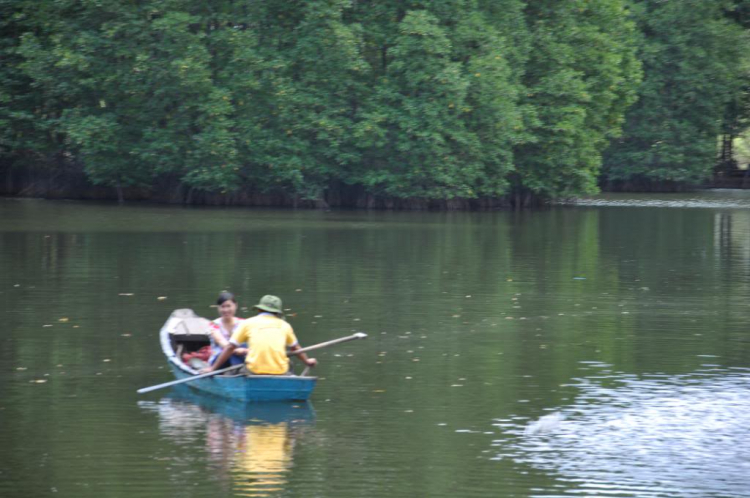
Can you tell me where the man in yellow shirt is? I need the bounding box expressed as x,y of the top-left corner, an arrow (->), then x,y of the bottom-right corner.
204,295 -> 317,375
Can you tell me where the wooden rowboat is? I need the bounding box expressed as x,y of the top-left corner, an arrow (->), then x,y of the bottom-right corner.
160,309 -> 317,402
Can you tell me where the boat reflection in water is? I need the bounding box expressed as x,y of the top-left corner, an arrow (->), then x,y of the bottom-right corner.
139,385 -> 315,497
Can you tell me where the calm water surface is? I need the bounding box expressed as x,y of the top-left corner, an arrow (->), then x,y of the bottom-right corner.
1,192 -> 750,497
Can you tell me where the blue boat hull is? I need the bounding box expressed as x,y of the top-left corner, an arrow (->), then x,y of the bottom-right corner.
168,363 -> 316,402
165,384 -> 316,422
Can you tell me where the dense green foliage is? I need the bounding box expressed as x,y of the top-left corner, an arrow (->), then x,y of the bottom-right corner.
517,0 -> 641,196
1,0 -> 748,203
603,0 -> 750,186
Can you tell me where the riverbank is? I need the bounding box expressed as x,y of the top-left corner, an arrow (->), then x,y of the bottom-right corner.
0,163 -> 533,209
5,162 -> 748,210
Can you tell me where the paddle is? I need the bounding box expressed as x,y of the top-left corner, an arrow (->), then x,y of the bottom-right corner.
137,332 -> 368,394
289,332 -> 367,356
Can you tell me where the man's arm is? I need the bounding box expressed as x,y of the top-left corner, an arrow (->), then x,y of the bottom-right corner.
289,344 -> 317,367
200,343 -> 237,373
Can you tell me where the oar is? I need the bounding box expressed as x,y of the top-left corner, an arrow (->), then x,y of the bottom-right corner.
289,332 -> 367,356
137,332 -> 368,394
137,363 -> 244,394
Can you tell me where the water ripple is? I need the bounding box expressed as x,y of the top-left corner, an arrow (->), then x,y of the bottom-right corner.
555,190 -> 750,209
493,368 -> 750,497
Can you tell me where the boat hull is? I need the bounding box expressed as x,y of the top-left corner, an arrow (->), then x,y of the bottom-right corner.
164,384 -> 316,422
168,363 -> 316,401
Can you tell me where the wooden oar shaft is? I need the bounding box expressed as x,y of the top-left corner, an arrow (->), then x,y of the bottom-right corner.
288,332 -> 367,356
137,332 -> 367,394
136,363 -> 243,394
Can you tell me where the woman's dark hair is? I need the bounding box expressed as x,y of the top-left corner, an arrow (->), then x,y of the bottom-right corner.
216,291 -> 236,306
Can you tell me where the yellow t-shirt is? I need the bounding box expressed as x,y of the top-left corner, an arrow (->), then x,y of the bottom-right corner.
230,314 -> 298,374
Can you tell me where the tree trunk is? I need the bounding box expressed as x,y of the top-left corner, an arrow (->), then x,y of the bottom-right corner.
116,182 -> 124,204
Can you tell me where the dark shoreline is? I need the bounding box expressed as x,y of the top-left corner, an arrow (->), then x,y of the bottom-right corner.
0,164 -> 530,210
3,163 -> 745,210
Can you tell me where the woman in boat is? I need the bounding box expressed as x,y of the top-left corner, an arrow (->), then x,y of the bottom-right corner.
203,294 -> 317,375
208,292 -> 247,369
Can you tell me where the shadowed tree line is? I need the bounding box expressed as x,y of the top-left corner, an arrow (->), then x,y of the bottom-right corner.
0,0 -> 748,207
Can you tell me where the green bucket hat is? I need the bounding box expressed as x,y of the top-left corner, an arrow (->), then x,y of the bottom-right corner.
254,295 -> 283,314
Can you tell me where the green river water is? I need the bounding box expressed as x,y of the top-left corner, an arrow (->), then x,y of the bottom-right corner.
1,192 -> 750,497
